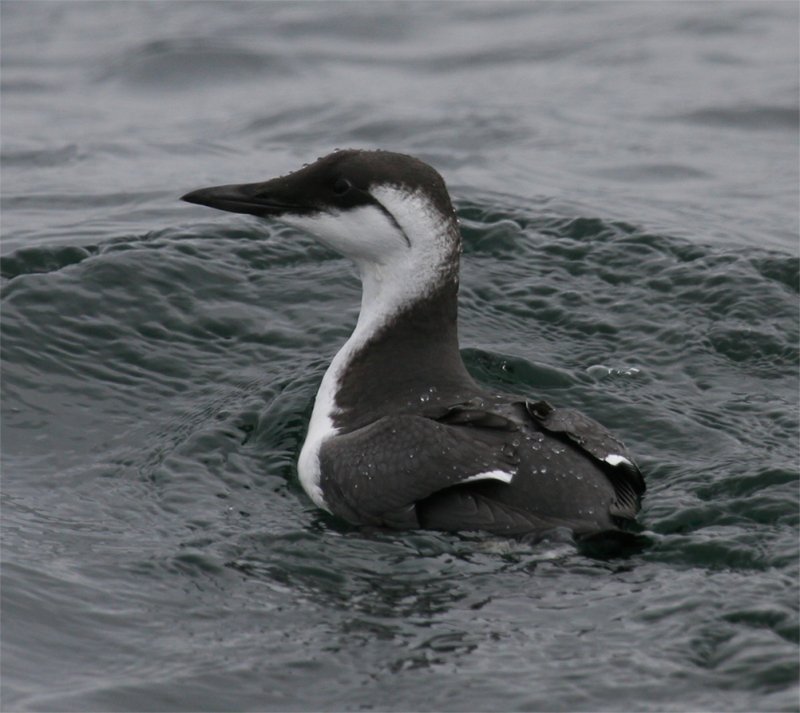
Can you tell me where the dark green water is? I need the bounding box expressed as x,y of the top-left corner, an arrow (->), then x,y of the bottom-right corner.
2,2 -> 798,711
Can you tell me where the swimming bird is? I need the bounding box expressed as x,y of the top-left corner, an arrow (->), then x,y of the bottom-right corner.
182,149 -> 645,538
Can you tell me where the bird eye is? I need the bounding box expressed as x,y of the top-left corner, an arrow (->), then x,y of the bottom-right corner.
332,178 -> 352,196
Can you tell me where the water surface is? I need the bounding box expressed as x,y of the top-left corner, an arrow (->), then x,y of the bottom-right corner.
2,2 -> 798,711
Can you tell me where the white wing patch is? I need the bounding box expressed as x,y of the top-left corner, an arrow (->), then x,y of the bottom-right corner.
460,470 -> 514,485
604,454 -> 633,467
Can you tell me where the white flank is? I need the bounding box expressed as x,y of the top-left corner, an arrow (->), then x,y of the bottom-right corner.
297,387 -> 335,511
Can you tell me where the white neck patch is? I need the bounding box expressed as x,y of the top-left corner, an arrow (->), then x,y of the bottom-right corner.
283,185 -> 458,345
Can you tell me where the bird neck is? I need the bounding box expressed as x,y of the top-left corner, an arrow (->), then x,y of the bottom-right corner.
326,259 -> 476,430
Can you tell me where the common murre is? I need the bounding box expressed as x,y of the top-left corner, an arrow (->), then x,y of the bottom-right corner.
182,149 -> 645,538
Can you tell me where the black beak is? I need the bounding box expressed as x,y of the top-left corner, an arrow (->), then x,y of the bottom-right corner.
181,180 -> 302,219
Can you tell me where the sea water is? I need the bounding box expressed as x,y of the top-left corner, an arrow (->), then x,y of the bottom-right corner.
2,2 -> 798,711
